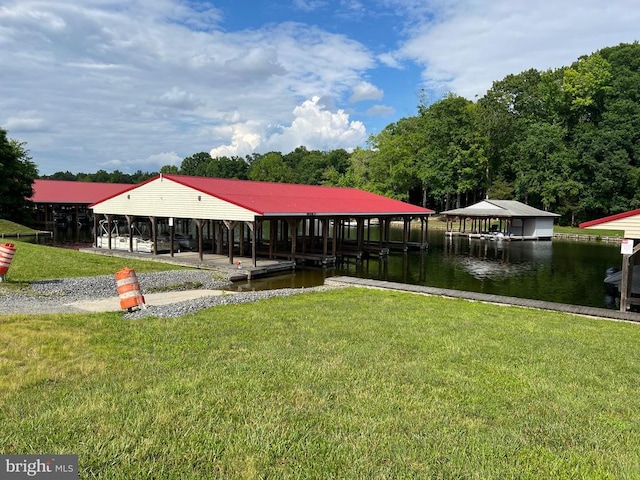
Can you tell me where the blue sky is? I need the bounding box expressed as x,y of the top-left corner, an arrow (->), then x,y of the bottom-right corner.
1,0 -> 639,175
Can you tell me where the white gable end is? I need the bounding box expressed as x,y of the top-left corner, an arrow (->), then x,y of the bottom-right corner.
585,214 -> 640,238
91,177 -> 258,222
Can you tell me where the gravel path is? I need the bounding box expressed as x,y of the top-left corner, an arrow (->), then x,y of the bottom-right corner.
0,270 -> 335,318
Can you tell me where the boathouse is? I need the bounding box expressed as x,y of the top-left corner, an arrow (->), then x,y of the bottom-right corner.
88,174 -> 434,267
440,200 -> 559,240
30,179 -> 130,227
580,209 -> 640,312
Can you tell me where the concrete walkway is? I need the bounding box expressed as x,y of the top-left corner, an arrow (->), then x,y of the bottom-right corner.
326,276 -> 640,323
65,289 -> 232,312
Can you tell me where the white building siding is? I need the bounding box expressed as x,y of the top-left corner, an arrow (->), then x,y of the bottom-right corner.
585,215 -> 640,238
92,177 -> 258,222
530,218 -> 554,238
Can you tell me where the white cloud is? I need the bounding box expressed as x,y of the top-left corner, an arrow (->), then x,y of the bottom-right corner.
149,87 -> 203,110
349,81 -> 384,103
210,121 -> 264,158
366,105 -> 395,116
293,0 -> 328,12
211,97 -> 367,157
99,151 -> 181,171
377,52 -> 403,69
264,96 -> 366,153
144,151 -> 182,168
397,0 -> 640,99
4,113 -> 47,132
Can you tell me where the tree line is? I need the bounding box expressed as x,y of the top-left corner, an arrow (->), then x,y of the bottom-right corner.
345,41 -> 640,226
5,42 -> 640,226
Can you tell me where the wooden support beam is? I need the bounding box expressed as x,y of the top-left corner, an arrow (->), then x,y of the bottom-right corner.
148,216 -> 158,255
357,218 -> 365,253
196,219 -> 207,261
125,215 -> 135,252
287,219 -> 301,260
322,218 -> 329,257
223,220 -> 237,264
402,217 -> 410,252
270,219 -> 276,259
248,220 -> 257,267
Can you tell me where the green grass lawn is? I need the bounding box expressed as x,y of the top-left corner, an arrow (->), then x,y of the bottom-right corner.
0,240 -> 183,285
554,225 -> 624,237
2,288 -> 640,479
0,219 -> 44,235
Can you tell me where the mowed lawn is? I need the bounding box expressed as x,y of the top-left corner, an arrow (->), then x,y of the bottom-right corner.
2,285 -> 640,479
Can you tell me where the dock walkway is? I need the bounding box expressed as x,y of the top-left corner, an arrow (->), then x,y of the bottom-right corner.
79,248 -> 295,281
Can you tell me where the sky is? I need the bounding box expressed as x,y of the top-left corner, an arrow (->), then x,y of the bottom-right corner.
1,1 -> 639,175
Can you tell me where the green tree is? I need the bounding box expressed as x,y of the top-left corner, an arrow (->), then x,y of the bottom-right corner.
417,94 -> 487,209
512,122 -> 578,212
334,147 -> 374,189
180,152 -> 211,176
42,171 -> 77,181
563,53 -> 612,125
367,117 -> 422,201
248,152 -> 296,183
0,129 -> 38,223
160,165 -> 179,174
203,156 -> 248,179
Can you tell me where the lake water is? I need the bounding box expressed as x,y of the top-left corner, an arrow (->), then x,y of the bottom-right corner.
49,224 -> 623,309
232,229 -> 623,310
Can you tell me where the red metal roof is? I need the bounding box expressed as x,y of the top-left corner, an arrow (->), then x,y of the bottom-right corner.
31,179 -> 132,204
579,209 -> 640,228
158,174 -> 434,216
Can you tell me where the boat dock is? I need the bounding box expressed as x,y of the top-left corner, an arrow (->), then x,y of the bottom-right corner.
445,231 -> 539,241
80,247 -> 296,281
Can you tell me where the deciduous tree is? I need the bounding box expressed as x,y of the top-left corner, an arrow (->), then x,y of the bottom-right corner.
0,129 -> 38,223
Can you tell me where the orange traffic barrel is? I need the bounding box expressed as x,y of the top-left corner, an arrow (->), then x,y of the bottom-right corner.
115,268 -> 146,311
0,243 -> 16,281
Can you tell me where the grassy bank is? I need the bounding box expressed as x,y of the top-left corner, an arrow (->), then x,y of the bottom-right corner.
553,225 -> 624,238
0,219 -> 44,235
0,240 -> 182,284
2,288 -> 640,478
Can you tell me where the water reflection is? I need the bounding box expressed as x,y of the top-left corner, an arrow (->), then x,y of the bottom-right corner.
231,230 -> 622,310
444,238 -> 552,280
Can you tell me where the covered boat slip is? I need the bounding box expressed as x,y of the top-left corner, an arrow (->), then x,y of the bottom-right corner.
92,214 -> 428,265
441,200 -> 560,241
89,174 -> 433,269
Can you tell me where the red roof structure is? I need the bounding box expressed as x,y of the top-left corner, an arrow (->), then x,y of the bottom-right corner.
157,174 -> 434,216
88,174 -> 434,266
31,179 -> 131,204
